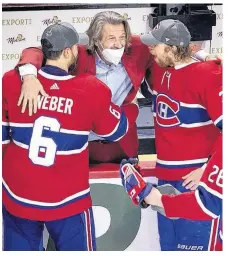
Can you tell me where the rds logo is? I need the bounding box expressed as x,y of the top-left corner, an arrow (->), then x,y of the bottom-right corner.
156,94 -> 181,127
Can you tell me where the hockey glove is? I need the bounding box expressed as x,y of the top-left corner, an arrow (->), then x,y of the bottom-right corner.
120,158 -> 154,206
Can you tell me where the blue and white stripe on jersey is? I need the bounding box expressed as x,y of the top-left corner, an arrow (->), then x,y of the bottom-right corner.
195,181 -> 222,218
9,122 -> 89,155
219,230 -> 223,243
96,111 -> 128,142
152,91 -> 215,128
156,158 -> 208,169
2,122 -> 11,145
214,115 -> 223,130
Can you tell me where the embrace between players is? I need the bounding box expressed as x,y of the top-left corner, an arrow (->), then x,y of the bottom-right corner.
2,11 -> 222,251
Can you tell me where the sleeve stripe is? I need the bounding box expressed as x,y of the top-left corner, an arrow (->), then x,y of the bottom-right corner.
214,115 -> 223,126
220,230 -> 223,240
96,112 -> 128,141
114,120 -> 129,142
195,189 -> 218,219
2,140 -> 10,145
152,90 -> 158,95
96,119 -> 121,137
198,181 -> 223,199
2,122 -> 9,126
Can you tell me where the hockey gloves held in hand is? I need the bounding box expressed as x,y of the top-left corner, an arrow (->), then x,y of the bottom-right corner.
120,158 -> 153,206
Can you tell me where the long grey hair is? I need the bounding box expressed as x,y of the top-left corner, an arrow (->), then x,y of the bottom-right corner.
86,11 -> 132,53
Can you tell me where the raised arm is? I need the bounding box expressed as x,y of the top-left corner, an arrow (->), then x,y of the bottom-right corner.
15,47 -> 48,116
16,46 -> 44,71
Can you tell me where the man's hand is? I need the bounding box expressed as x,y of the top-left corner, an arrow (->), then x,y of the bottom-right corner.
146,185 -> 181,208
145,187 -> 163,207
120,158 -> 153,206
145,185 -> 180,220
17,75 -> 48,116
182,167 -> 205,190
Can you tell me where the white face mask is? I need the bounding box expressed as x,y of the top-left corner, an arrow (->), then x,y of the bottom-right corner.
102,47 -> 125,65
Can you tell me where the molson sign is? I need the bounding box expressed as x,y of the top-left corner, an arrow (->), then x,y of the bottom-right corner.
7,34 -> 26,44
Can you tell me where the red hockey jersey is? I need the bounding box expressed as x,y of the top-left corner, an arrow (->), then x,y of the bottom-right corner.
2,67 -> 129,221
162,135 -> 222,251
151,60 -> 222,180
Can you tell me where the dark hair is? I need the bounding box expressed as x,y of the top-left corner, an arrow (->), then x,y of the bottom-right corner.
165,44 -> 192,61
41,38 -> 63,60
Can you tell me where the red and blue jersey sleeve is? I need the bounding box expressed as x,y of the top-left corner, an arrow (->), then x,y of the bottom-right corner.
162,135 -> 222,220
195,135 -> 222,218
91,79 -> 128,142
197,61 -> 222,130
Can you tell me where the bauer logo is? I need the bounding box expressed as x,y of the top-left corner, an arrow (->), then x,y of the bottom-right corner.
177,244 -> 204,250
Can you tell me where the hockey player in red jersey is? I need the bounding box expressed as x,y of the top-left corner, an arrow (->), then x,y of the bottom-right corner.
120,19 -> 222,251
120,134 -> 222,251
2,22 -> 131,251
159,134 -> 222,251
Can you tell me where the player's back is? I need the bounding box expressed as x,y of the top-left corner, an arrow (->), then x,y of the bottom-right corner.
151,60 -> 222,180
2,67 -> 108,221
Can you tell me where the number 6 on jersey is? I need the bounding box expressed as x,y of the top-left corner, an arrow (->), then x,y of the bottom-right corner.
29,116 -> 60,167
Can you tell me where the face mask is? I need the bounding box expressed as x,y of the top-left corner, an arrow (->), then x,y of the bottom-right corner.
102,47 -> 125,65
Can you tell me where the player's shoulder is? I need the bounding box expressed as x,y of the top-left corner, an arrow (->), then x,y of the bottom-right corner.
131,35 -> 142,45
77,44 -> 88,55
192,60 -> 222,75
129,35 -> 149,51
126,35 -> 150,66
72,74 -> 111,94
2,69 -> 21,90
2,69 -> 21,98
3,69 -> 19,80
72,73 -> 101,85
188,61 -> 222,89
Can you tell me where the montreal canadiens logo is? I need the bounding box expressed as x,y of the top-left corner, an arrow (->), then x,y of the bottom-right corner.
156,94 -> 181,127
